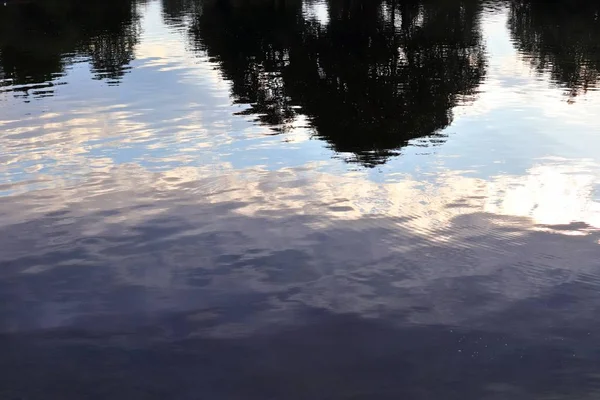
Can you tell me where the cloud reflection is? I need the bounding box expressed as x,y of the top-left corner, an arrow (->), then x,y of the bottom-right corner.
1,157 -> 599,334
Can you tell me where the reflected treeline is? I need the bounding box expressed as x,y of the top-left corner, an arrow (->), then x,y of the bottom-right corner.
0,0 -> 140,95
165,0 -> 486,166
509,0 -> 600,99
162,0 -> 203,26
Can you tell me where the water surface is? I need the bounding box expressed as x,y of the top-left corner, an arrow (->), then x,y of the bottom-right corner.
2,0 -> 600,398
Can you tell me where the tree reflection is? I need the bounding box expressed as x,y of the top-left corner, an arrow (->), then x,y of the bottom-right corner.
509,0 -> 600,100
0,0 -> 140,94
169,0 -> 486,166
162,0 -> 203,26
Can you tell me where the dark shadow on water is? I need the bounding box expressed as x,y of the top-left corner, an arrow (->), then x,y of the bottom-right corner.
4,310 -> 600,399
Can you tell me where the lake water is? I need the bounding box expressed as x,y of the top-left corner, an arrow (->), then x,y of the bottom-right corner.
2,0 -> 600,398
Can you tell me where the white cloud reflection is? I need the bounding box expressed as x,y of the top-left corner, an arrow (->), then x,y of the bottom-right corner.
1,155 -> 599,334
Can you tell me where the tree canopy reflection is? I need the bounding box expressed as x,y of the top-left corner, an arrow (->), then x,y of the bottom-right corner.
509,0 -> 600,100
171,0 -> 486,166
0,0 -> 140,95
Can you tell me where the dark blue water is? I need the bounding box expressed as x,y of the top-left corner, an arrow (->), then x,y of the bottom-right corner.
2,0 -> 600,398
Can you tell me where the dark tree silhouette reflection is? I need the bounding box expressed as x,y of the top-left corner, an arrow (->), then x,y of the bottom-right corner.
162,0 -> 203,26
509,0 -> 600,101
0,0 -> 140,95
167,0 -> 486,166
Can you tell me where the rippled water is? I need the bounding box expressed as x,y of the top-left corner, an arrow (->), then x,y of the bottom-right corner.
2,0 -> 600,398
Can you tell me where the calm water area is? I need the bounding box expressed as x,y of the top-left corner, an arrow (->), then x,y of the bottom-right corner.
2,0 -> 600,398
